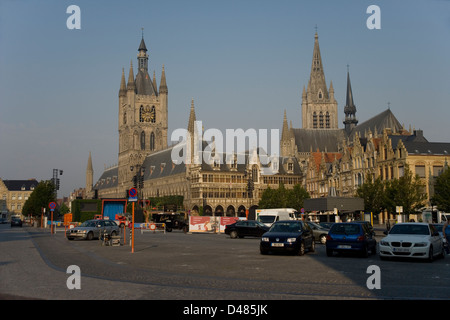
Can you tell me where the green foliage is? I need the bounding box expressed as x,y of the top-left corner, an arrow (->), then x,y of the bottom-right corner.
22,180 -> 56,217
71,199 -> 102,222
356,166 -> 426,215
258,183 -> 310,211
432,166 -> 450,212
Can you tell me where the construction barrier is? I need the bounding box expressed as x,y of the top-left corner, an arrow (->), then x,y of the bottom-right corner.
140,222 -> 166,234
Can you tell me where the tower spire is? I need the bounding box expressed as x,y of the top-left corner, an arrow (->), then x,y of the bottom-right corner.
119,68 -> 126,97
127,60 -> 135,91
159,65 -> 168,94
308,30 -> 328,100
343,68 -> 358,134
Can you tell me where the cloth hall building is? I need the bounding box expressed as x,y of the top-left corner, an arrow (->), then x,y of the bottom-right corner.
85,33 -> 450,216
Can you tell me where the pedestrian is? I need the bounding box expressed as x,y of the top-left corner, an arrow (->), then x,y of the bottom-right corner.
443,220 -> 450,255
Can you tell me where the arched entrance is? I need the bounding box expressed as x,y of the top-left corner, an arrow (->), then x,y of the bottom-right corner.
215,205 -> 224,216
226,205 -> 235,217
237,205 -> 246,218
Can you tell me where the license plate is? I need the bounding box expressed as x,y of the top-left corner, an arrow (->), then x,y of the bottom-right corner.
271,243 -> 284,247
393,248 -> 410,252
337,245 -> 351,249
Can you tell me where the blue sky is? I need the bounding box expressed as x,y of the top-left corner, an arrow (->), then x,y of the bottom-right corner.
1,0 -> 449,198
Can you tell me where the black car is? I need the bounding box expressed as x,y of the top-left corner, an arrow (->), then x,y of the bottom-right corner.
225,220 -> 269,239
11,217 -> 22,227
260,220 -> 315,255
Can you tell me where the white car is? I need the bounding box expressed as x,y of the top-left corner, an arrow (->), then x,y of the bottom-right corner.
379,223 -> 445,261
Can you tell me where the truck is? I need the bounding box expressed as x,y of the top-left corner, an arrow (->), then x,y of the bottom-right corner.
421,209 -> 450,224
255,208 -> 300,227
101,199 -> 129,228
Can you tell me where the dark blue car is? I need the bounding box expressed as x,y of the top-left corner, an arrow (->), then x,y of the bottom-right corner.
260,220 -> 315,255
326,222 -> 377,257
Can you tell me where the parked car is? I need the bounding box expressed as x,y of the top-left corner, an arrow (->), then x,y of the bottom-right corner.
353,220 -> 375,236
306,221 -> 329,244
319,222 -> 335,229
225,220 -> 269,239
10,217 -> 22,227
66,219 -> 120,240
379,223 -> 444,261
326,222 -> 377,257
260,220 -> 315,255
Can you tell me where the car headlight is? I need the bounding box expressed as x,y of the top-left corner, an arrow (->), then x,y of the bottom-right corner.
261,237 -> 269,242
380,241 -> 390,246
414,242 -> 428,247
287,238 -> 297,243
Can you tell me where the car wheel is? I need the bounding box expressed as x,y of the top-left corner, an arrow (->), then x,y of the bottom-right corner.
428,246 -> 434,262
68,237 -> 74,241
309,239 -> 315,253
111,231 -> 117,237
297,242 -> 305,256
230,231 -> 238,239
86,232 -> 94,240
320,235 -> 327,244
260,246 -> 268,255
361,245 -> 369,258
326,248 -> 333,257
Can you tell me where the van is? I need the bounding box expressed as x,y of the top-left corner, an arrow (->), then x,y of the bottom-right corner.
256,208 -> 299,227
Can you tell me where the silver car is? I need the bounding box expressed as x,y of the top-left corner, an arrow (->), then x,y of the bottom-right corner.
66,219 -> 120,240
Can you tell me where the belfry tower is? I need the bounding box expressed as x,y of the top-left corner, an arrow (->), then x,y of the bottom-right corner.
117,35 -> 168,190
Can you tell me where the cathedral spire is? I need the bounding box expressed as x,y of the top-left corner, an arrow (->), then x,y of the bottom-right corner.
308,31 -> 328,100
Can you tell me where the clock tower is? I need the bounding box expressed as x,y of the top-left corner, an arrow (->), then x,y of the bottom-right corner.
118,35 -> 168,191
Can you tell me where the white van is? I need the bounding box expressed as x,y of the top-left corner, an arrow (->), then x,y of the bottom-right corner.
256,208 -> 299,227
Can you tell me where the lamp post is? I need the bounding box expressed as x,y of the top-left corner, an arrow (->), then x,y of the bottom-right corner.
130,165 -> 145,253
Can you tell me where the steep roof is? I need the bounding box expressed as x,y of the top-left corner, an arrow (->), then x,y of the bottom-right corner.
350,108 -> 403,138
1,179 -> 38,191
292,128 -> 346,153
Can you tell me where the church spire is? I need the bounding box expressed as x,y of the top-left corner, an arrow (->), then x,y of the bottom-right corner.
308,31 -> 328,101
343,68 -> 358,134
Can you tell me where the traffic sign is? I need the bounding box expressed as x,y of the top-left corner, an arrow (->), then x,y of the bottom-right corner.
49,202 -> 57,211
128,188 -> 137,202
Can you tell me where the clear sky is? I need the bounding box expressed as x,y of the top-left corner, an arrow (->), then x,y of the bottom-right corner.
1,0 -> 449,198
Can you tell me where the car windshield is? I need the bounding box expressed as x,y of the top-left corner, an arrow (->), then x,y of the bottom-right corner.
269,222 -> 301,233
258,216 -> 276,223
80,220 -> 97,228
255,221 -> 266,228
330,224 -> 360,235
389,224 -> 430,235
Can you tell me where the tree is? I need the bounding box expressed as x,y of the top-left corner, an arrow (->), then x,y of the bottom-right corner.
384,166 -> 427,217
22,180 -> 56,217
356,174 -> 386,214
432,166 -> 450,212
258,183 -> 310,210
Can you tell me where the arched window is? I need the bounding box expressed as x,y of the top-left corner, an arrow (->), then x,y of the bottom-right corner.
150,132 -> 155,151
151,106 -> 156,123
313,112 -> 318,129
140,131 -> 146,150
139,106 -> 144,122
326,112 -> 330,128
319,112 -> 324,128
123,112 -> 127,125
252,165 -> 259,183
